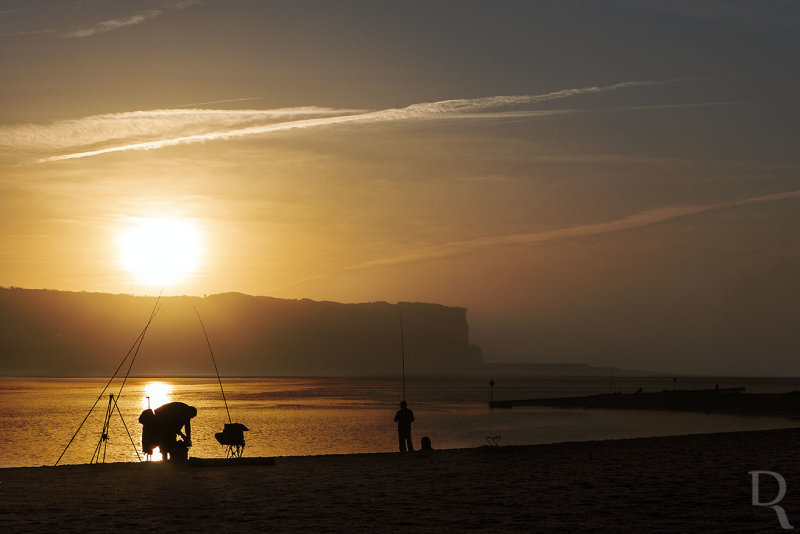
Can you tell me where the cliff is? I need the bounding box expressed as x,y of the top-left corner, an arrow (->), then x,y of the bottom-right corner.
0,288 -> 481,377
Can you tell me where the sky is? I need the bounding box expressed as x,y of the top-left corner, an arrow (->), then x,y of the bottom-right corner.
1,0 -> 799,375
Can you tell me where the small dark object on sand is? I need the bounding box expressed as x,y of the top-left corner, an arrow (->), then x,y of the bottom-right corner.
215,422 -> 249,458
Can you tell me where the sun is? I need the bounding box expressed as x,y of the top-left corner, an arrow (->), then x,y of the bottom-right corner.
142,381 -> 173,411
117,217 -> 204,286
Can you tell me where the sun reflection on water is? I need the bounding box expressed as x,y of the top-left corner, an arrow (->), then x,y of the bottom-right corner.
142,381 -> 173,411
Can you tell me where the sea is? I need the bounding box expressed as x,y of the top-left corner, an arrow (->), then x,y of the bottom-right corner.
1,376 -> 798,468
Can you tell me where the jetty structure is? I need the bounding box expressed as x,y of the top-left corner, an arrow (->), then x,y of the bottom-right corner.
490,387 -> 800,417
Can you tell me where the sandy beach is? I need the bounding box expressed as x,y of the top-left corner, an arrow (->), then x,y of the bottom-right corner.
3,427 -> 800,532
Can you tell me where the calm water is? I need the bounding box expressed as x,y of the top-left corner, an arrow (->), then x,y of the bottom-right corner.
1,376 -> 798,468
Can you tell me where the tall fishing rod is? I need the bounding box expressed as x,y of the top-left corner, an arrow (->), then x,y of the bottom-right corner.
194,306 -> 232,424
55,292 -> 162,466
399,310 -> 406,402
115,301 -> 163,401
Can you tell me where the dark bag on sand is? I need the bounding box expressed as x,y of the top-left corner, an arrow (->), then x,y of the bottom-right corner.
421,436 -> 432,450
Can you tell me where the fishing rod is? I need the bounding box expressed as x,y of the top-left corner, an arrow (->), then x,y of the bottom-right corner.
399,310 -> 406,402
55,292 -> 162,466
194,306 -> 232,424
92,295 -> 163,464
115,301 -> 163,401
194,306 -> 251,458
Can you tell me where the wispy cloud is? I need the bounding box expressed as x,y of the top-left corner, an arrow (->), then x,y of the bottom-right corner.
397,81 -> 665,114
61,1 -> 200,39
0,107 -> 358,152
2,80 -> 676,162
34,108 -> 573,162
62,9 -> 163,38
0,29 -> 55,37
172,97 -> 262,108
275,190 -> 800,290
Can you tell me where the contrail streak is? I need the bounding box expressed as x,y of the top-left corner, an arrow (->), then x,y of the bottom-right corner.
0,107 -> 353,152
274,190 -> 800,291
172,97 -> 262,108
38,80 -> 671,162
38,112 -> 372,162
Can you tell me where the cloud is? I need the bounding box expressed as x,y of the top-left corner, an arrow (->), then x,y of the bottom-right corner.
62,9 -> 164,38
365,191 -> 800,265
33,108 -> 574,162
0,107 -> 359,152
61,1 -> 200,39
6,80 -> 677,162
398,80 -> 666,114
0,29 -> 55,37
276,190 -> 800,290
172,97 -> 262,108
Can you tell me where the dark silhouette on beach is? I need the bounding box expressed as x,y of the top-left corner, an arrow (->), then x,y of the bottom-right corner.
215,422 -> 249,458
394,401 -> 415,452
139,401 -> 197,461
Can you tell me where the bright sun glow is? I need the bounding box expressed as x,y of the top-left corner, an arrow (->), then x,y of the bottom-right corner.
142,381 -> 173,411
117,217 -> 204,285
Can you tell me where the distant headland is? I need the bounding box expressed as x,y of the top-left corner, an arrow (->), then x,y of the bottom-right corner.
0,287 -> 639,377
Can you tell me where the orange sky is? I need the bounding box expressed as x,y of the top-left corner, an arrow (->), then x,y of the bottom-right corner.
1,1 -> 799,374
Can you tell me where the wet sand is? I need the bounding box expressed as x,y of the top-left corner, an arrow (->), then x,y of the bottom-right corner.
3,427 -> 800,532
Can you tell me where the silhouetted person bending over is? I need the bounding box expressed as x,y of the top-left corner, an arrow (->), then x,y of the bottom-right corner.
139,401 -> 197,462
394,401 -> 415,452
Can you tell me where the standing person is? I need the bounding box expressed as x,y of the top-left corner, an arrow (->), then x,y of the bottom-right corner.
394,400 -> 415,452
